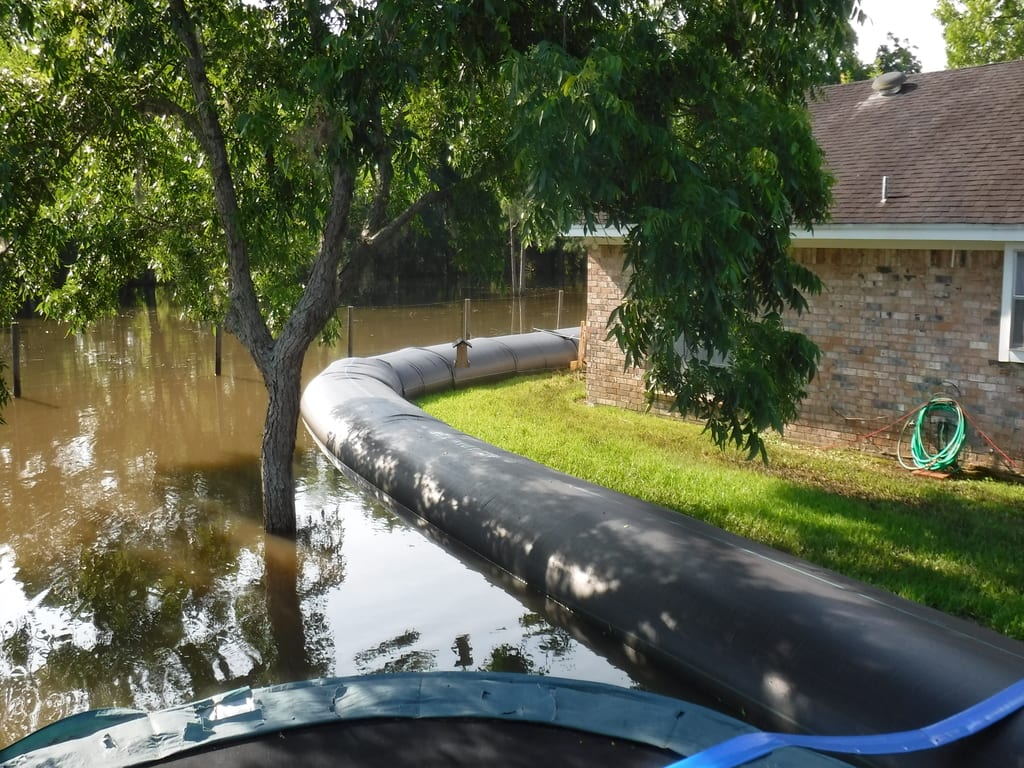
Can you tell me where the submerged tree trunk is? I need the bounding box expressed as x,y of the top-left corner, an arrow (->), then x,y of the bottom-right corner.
260,349 -> 305,537
256,322 -> 315,536
264,533 -> 310,679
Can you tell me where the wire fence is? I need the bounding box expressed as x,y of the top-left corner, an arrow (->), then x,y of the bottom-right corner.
3,289 -> 587,395
339,288 -> 586,359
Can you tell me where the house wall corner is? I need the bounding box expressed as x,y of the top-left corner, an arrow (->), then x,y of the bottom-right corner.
585,245 -> 647,411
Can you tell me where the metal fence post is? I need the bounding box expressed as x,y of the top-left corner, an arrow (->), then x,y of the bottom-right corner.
347,306 -> 354,357
215,325 -> 222,376
12,322 -> 21,398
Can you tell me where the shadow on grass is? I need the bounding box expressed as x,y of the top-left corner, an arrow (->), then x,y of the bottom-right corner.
702,476 -> 1024,639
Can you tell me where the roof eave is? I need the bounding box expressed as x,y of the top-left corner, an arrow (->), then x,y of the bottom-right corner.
791,223 -> 1024,250
567,222 -> 1024,249
565,223 -> 630,244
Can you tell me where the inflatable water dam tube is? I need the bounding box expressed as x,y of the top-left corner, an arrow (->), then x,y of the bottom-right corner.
300,329 -> 1024,767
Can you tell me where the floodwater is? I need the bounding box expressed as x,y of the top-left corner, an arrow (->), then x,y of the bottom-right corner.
0,292 -> 687,748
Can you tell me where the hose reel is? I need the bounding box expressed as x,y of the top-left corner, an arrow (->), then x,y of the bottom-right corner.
897,396 -> 967,472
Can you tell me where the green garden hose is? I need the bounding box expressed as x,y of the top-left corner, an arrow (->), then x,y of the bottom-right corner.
897,396 -> 967,472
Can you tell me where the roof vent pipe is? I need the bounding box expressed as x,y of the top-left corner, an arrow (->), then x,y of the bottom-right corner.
881,175 -> 889,204
872,71 -> 907,96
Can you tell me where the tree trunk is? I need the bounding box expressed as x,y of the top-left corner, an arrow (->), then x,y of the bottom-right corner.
261,358 -> 303,537
264,533 -> 310,679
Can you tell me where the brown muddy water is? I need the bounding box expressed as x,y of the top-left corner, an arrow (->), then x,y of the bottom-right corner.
0,292 -> 691,748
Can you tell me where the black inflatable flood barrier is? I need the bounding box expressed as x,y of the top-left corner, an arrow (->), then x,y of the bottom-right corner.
300,329 -> 1024,768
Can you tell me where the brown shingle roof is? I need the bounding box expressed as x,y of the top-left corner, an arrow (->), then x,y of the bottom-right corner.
808,59 -> 1024,226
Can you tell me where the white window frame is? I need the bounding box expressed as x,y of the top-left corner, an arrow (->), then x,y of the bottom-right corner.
999,243 -> 1024,363
674,334 -> 731,369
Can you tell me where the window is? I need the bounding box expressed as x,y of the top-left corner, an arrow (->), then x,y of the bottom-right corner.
999,244 -> 1024,363
674,334 -> 731,369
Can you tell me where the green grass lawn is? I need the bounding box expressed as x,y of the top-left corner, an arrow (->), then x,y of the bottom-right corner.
418,372 -> 1024,641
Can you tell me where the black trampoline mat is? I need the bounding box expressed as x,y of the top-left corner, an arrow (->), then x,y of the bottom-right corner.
154,718 -> 679,768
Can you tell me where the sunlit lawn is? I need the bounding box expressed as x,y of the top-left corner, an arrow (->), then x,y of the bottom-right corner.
419,372 -> 1024,641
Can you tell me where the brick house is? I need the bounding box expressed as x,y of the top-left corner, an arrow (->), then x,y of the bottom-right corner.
577,60 -> 1024,471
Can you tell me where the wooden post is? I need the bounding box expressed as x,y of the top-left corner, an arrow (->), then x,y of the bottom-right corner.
571,320 -> 587,372
12,322 -> 21,398
463,298 -> 471,340
556,289 -> 564,329
454,338 -> 472,369
347,306 -> 354,357
215,325 -> 222,376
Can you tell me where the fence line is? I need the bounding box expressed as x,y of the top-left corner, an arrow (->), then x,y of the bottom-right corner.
340,289 -> 583,359
0,289 -> 583,392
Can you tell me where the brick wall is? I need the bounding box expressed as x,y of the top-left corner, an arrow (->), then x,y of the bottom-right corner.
585,244 -> 647,410
585,243 -> 1024,471
788,247 -> 1024,469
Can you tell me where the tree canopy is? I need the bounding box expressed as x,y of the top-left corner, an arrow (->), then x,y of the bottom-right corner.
827,25 -> 924,84
872,32 -> 923,74
828,19 -> 872,83
936,0 -> 1024,67
1,0 -> 857,531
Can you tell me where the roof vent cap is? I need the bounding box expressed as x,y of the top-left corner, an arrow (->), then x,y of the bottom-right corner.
872,70 -> 907,96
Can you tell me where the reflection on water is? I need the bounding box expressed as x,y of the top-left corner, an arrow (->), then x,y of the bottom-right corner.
0,294 -> 665,748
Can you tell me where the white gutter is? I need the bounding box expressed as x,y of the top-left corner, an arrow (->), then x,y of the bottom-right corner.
790,223 -> 1024,250
565,223 -> 630,244
567,222 -> 1024,250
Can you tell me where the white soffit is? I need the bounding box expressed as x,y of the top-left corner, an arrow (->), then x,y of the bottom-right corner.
566,223 -> 1024,249
565,223 -> 629,243
790,224 -> 1024,250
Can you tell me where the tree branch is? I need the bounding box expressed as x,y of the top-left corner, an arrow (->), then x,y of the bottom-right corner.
303,0 -> 330,52
364,185 -> 451,251
337,183 -> 454,300
362,101 -> 395,237
137,95 -> 201,139
281,165 -> 355,355
167,0 -> 273,365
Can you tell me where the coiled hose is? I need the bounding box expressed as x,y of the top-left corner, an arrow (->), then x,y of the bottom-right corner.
897,396 -> 967,471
